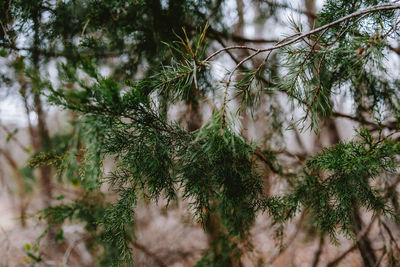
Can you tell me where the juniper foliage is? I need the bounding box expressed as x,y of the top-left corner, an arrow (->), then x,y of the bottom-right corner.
1,0 -> 400,265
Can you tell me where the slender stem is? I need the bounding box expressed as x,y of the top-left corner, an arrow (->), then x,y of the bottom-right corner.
204,45 -> 261,62
332,112 -> 397,130
221,49 -> 262,124
204,3 -> 400,63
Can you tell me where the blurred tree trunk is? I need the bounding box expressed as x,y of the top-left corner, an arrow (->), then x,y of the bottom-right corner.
304,0 -> 377,265
236,0 -> 250,140
32,93 -> 53,208
304,0 -> 317,28
352,208 -> 377,267
29,6 -> 53,211
0,148 -> 27,227
29,5 -> 58,247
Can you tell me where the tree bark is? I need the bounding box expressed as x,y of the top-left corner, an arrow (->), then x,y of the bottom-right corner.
0,148 -> 27,227
352,208 -> 377,267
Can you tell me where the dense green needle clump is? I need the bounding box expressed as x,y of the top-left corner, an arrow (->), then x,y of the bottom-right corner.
267,130 -> 400,241
179,113 -> 265,236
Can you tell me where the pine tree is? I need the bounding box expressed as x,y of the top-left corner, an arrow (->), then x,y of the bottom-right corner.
1,0 -> 400,266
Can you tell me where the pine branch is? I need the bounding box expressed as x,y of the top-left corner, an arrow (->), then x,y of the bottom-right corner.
204,3 -> 400,63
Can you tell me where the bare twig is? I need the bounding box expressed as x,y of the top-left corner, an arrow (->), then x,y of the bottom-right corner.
381,220 -> 400,253
0,124 -> 30,152
81,18 -> 91,36
62,238 -> 81,266
332,112 -> 398,130
220,49 -> 262,127
204,3 -> 400,63
254,148 -> 282,174
311,235 -> 325,267
131,240 -> 167,267
0,19 -> 12,44
373,248 -> 386,267
204,45 -> 261,62
205,25 -> 279,43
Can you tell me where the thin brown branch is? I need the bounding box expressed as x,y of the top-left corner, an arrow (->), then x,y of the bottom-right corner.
381,220 -> 400,253
204,3 -> 400,63
0,19 -> 12,44
332,111 -> 398,130
214,38 -> 242,65
204,45 -> 261,62
0,148 -> 28,226
186,23 -> 278,44
0,124 -> 30,152
384,175 -> 400,199
254,149 -> 282,174
311,235 -> 325,267
131,240 -> 167,267
374,248 -> 386,267
220,49 -> 262,126
231,35 -> 278,43
0,148 -> 19,175
291,123 -> 307,153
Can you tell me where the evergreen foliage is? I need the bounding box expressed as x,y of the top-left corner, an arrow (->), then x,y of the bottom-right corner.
1,0 -> 400,265
267,129 -> 400,241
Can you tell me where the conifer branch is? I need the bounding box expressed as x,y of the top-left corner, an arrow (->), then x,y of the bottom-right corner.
203,3 -> 400,63
4,1 -> 400,265
221,49 -> 262,127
